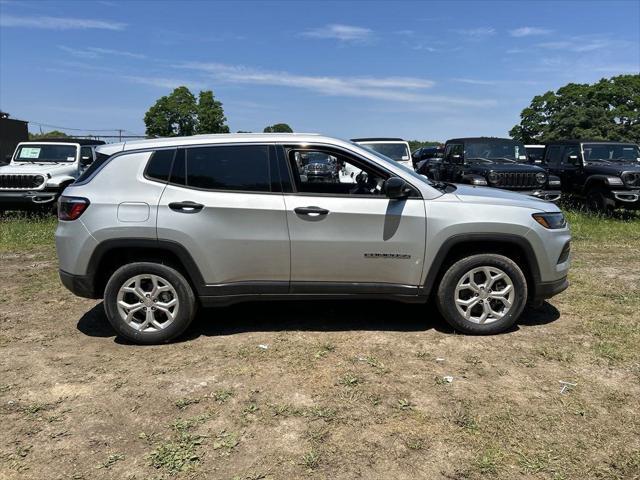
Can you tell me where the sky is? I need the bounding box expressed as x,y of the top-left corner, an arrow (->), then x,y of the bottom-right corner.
0,0 -> 639,141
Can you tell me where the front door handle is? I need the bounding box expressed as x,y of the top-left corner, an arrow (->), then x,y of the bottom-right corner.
294,206 -> 330,216
168,201 -> 204,213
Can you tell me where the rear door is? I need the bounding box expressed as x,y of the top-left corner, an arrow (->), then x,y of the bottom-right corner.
280,144 -> 426,293
157,144 -> 290,293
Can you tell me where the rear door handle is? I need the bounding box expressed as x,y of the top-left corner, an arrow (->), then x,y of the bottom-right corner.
294,206 -> 330,216
168,201 -> 204,213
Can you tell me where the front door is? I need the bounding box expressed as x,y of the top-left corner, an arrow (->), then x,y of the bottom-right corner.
281,145 -> 427,294
157,144 -> 290,293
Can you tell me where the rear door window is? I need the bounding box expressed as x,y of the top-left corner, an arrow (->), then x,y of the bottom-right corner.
145,149 -> 176,182
176,145 -> 271,192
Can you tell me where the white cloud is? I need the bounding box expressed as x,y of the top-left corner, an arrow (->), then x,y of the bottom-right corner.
175,62 -> 495,107
453,78 -> 497,86
0,14 -> 126,30
122,75 -> 207,90
302,24 -> 372,42
453,27 -> 496,37
509,27 -> 552,37
58,45 -> 146,59
536,38 -> 612,52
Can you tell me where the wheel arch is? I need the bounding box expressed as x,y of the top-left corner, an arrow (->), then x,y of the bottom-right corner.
87,239 -> 206,299
421,233 -> 541,299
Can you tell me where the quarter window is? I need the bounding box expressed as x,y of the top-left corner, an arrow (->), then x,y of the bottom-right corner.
173,145 -> 271,192
146,149 -> 175,182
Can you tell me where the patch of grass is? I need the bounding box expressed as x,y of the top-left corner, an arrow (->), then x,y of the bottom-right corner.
338,373 -> 361,387
96,452 -> 124,470
474,446 -> 503,476
212,388 -> 233,403
315,342 -> 336,358
212,430 -> 239,454
0,212 -> 57,252
396,398 -> 413,411
175,397 -> 200,410
300,450 -> 320,471
149,433 -> 203,474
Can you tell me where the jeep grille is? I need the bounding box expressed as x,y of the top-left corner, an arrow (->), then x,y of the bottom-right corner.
0,174 -> 46,190
622,172 -> 640,188
494,172 -> 538,189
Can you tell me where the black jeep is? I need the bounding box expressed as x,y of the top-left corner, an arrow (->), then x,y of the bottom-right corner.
425,137 -> 561,201
543,140 -> 640,211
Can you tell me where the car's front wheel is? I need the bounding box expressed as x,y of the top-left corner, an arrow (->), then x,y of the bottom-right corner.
103,262 -> 197,344
436,254 -> 527,334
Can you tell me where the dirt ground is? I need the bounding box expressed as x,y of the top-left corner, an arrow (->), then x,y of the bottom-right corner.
1,231 -> 639,479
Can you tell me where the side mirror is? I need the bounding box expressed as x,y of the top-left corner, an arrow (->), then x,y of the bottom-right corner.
384,177 -> 410,199
452,154 -> 464,164
567,155 -> 579,165
80,156 -> 93,166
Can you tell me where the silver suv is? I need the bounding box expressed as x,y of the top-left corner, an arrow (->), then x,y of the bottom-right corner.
56,133 -> 570,344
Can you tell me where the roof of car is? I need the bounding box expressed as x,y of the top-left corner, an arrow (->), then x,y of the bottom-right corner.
446,137 -> 519,143
351,137 -> 406,142
545,139 -> 637,145
21,138 -> 105,145
96,132 -> 354,155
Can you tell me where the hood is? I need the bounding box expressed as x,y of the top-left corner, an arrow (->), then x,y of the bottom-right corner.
453,184 -> 557,211
584,162 -> 640,175
466,161 -> 545,173
0,162 -> 76,176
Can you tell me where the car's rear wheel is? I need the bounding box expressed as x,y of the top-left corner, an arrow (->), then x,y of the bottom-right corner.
104,262 -> 196,344
436,254 -> 527,334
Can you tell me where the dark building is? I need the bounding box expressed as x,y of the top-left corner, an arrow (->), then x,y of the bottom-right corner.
0,114 -> 29,164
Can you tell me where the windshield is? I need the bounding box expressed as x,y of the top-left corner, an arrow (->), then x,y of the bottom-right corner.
354,142 -> 432,187
465,141 -> 528,162
14,144 -> 78,163
583,143 -> 640,162
361,143 -> 410,163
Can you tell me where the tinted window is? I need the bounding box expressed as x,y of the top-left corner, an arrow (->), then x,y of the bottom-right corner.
146,149 -> 175,182
562,146 -> 580,165
546,146 -> 562,166
184,145 -> 270,192
75,152 -> 112,184
80,146 -> 94,161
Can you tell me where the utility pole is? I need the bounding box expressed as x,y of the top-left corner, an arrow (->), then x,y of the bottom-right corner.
118,129 -> 123,142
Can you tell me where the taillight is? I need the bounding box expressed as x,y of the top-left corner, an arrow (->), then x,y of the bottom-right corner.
58,196 -> 90,221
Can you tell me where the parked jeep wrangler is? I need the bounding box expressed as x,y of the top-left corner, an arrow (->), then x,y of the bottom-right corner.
543,140 -> 640,211
57,134 -> 570,344
0,138 -> 104,209
424,137 -> 561,202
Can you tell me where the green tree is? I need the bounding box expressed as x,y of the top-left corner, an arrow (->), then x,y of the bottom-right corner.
144,86 -> 229,137
196,90 -> 229,134
29,130 -> 70,140
263,123 -> 293,133
407,140 -> 441,152
510,74 -> 640,144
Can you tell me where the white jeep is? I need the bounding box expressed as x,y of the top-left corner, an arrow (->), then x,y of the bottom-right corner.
0,139 -> 104,208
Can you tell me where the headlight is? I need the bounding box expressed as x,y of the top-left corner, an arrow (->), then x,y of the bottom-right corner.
605,176 -> 624,186
532,212 -> 566,229
535,172 -> 547,184
470,177 -> 488,186
487,171 -> 499,183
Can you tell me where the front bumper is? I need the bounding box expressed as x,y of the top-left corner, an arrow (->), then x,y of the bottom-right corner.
533,276 -> 569,301
0,189 -> 58,205
610,189 -> 640,206
525,189 -> 562,202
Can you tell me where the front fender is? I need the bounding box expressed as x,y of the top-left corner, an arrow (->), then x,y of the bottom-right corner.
46,175 -> 76,188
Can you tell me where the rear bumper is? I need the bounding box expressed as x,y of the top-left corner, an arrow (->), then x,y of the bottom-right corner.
59,269 -> 98,299
533,276 -> 568,301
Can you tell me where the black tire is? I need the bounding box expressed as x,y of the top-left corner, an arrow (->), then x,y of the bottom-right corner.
436,254 -> 528,335
104,262 -> 197,344
586,187 -> 613,213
